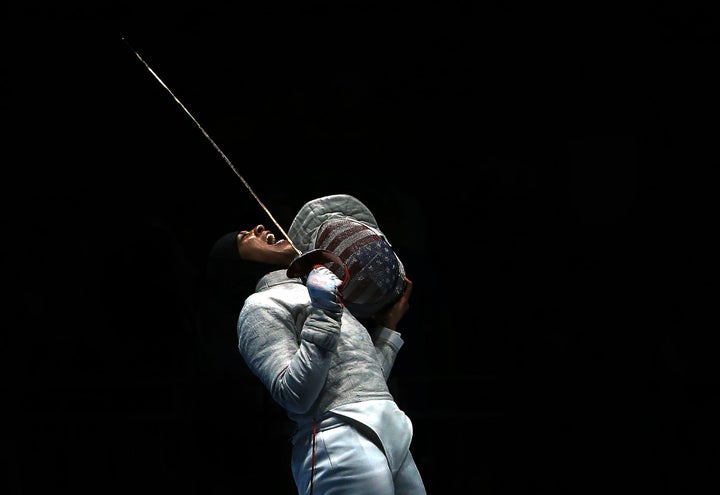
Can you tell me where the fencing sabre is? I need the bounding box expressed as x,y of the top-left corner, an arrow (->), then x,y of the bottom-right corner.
123,38 -> 348,282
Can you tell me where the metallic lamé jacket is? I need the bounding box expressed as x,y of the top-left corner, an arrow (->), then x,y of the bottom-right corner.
237,269 -> 404,429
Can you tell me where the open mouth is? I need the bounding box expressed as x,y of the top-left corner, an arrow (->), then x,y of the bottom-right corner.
265,233 -> 276,244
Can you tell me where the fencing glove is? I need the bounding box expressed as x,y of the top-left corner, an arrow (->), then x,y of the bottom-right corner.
306,265 -> 344,313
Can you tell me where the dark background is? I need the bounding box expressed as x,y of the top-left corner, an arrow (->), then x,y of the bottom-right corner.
3,2 -> 716,494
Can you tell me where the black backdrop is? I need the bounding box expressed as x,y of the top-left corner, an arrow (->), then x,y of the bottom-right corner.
4,2 -> 717,494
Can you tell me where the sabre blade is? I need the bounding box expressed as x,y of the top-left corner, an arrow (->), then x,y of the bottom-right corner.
122,37 -> 300,255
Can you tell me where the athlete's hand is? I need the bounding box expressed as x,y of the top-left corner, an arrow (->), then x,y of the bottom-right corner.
373,277 -> 413,330
306,265 -> 344,312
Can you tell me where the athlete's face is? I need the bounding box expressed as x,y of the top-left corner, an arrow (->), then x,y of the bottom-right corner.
237,224 -> 297,266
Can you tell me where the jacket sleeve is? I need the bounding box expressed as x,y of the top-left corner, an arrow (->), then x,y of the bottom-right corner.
237,289 -> 343,414
371,327 -> 404,381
